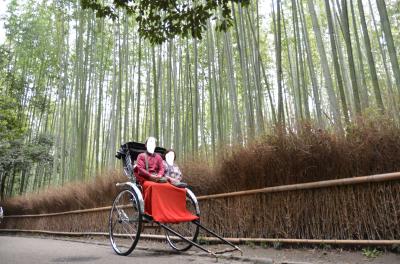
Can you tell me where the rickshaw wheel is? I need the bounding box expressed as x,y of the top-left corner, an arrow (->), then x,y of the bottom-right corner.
164,192 -> 200,251
109,188 -> 142,256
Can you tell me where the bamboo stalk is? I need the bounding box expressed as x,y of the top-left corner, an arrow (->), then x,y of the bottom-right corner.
3,172 -> 400,218
1,229 -> 399,246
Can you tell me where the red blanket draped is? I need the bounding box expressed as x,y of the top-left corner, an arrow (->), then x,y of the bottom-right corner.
142,181 -> 199,223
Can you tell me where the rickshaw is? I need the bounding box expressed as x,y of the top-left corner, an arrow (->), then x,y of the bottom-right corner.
109,142 -> 242,258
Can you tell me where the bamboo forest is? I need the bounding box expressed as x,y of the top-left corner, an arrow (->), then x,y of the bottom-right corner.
1,0 -> 400,200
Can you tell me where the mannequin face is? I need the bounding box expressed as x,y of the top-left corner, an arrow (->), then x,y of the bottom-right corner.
166,152 -> 175,166
146,137 -> 156,154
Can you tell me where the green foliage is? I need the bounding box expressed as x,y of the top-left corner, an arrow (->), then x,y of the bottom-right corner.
0,46 -> 10,72
390,244 -> 400,254
197,236 -> 209,245
273,241 -> 283,250
0,95 -> 26,142
0,138 -> 26,174
80,0 -> 250,44
362,247 -> 382,258
259,241 -> 269,249
320,243 -> 332,250
0,134 -> 54,171
245,240 -> 256,248
27,134 -> 54,165
0,133 -> 54,198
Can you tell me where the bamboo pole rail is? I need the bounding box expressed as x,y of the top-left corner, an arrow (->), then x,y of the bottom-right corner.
3,205 -> 113,218
3,171 -> 400,218
197,171 -> 400,200
0,229 -> 399,246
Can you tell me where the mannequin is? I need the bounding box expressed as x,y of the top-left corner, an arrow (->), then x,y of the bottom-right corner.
163,149 -> 184,185
146,136 -> 156,154
134,137 -> 196,223
136,137 -> 166,183
165,151 -> 174,166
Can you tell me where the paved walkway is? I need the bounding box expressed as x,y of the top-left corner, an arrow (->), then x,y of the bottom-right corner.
0,235 -> 399,264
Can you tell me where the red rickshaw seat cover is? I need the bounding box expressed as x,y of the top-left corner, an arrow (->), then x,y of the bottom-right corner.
142,181 -> 199,223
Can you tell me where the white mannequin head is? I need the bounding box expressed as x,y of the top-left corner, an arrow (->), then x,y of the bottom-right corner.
146,137 -> 156,154
165,151 -> 175,166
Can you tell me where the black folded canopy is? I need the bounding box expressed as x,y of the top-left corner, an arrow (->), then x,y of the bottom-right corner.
117,141 -> 166,161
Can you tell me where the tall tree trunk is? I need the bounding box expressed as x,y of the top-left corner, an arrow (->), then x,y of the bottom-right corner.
135,38 -> 142,141
206,22 -> 217,159
307,0 -> 343,133
325,0 -> 350,124
299,0 -> 323,126
275,0 -> 285,126
152,46 -> 159,139
292,0 -> 310,120
357,0 -> 384,112
376,0 -> 400,96
192,38 -> 199,153
349,0 -> 369,109
369,0 -> 399,120
340,0 -> 362,114
234,3 -> 255,139
224,31 -> 243,144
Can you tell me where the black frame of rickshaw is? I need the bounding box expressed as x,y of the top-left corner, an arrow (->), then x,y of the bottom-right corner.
115,142 -> 242,258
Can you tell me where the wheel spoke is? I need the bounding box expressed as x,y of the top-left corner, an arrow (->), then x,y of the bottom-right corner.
120,218 -> 138,233
111,217 -> 119,230
109,189 -> 142,256
120,223 -> 135,241
165,193 -> 200,251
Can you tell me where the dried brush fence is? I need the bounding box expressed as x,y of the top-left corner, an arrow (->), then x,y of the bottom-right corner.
1,172 -> 399,245
2,120 -> 400,245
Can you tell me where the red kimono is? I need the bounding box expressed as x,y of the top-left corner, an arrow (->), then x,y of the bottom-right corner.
135,152 -> 198,223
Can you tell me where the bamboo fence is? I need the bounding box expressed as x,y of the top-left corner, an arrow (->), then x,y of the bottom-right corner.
1,172 -> 400,245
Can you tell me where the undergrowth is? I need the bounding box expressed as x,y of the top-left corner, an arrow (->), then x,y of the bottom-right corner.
183,117 -> 400,194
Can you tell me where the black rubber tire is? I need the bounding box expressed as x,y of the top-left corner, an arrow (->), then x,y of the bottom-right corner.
165,192 -> 200,252
109,189 -> 142,256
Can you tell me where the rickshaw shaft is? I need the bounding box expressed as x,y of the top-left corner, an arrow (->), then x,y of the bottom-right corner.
158,223 -> 217,258
193,221 -> 243,255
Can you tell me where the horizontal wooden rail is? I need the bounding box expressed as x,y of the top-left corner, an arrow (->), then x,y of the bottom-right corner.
197,171 -> 400,200
1,229 -> 399,246
3,205 -> 113,218
3,171 -> 400,218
